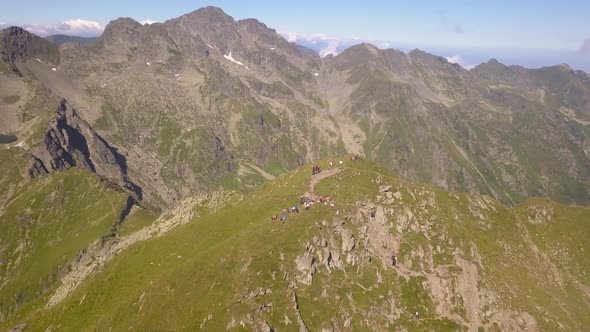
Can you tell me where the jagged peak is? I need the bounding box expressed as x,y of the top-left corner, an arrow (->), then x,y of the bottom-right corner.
0,25 -> 60,69
338,42 -> 381,57
103,17 -> 142,32
180,6 -> 236,24
193,6 -> 228,16
1,26 -> 30,36
0,25 -> 50,42
238,18 -> 274,33
408,48 -> 426,56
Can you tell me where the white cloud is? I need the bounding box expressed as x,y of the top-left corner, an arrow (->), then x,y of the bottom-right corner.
8,19 -> 104,37
279,31 -> 346,57
280,31 -> 302,43
579,38 -> 590,56
377,42 -> 391,49
445,55 -> 476,70
140,19 -> 158,25
278,31 -> 331,44
0,22 -> 5,26
319,40 -> 340,57
279,31 -> 396,58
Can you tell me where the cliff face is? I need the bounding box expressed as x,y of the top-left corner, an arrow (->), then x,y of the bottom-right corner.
28,100 -> 141,200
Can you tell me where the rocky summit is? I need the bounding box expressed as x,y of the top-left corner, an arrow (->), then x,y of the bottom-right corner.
0,6 -> 589,332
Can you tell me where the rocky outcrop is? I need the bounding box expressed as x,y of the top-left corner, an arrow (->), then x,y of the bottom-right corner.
27,99 -> 142,200
295,252 -> 316,285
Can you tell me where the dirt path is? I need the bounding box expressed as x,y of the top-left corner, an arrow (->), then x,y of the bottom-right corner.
309,168 -> 342,192
47,192 -> 239,307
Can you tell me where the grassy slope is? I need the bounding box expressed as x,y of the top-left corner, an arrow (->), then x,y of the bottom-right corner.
0,149 -> 129,321
2,158 -> 589,331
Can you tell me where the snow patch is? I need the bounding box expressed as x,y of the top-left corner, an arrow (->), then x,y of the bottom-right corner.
101,84 -> 107,88
314,73 -> 319,77
36,58 -> 42,63
174,74 -> 180,77
223,51 -> 249,70
206,43 -> 214,49
51,68 -> 57,72
270,47 -> 276,50
146,62 -> 151,66
15,141 -> 24,148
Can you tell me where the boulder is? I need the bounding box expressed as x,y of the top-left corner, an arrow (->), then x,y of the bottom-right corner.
341,228 -> 355,252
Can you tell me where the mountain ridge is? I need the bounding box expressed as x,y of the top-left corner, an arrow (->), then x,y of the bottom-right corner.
2,7 -> 589,207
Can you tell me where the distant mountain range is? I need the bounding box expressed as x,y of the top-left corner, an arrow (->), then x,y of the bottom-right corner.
45,34 -> 98,45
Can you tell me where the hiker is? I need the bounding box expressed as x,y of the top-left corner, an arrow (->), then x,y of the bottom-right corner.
282,214 -> 287,221
293,205 -> 299,213
370,211 -> 376,220
300,196 -> 305,204
414,311 -> 420,319
271,214 -> 277,222
391,251 -> 397,267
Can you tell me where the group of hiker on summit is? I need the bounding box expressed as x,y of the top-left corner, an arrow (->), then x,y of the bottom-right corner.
270,193 -> 335,223
272,155 -> 364,223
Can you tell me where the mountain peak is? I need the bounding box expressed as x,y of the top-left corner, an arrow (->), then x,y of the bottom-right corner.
1,26 -> 28,36
341,42 -> 381,55
103,17 -> 141,32
99,17 -> 142,47
181,6 -> 235,24
0,25 -> 60,72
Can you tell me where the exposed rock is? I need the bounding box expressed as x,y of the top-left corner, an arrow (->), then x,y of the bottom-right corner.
380,185 -> 391,192
9,323 -> 27,332
526,204 -> 554,225
258,321 -> 273,332
295,252 -> 316,285
340,228 -> 355,252
27,99 -> 142,201
343,314 -> 352,327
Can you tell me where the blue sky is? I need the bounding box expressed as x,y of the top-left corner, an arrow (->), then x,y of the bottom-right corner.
1,0 -> 589,71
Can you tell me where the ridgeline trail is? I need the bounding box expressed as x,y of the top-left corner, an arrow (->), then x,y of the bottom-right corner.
309,167 -> 342,193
